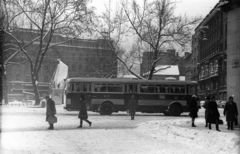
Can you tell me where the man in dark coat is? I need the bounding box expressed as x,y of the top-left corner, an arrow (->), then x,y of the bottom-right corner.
189,95 -> 199,127
77,95 -> 92,128
203,96 -> 211,127
128,95 -> 138,120
208,96 -> 221,131
224,96 -> 238,130
46,96 -> 56,130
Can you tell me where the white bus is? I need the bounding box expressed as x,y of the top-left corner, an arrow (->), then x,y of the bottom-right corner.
62,78 -> 200,116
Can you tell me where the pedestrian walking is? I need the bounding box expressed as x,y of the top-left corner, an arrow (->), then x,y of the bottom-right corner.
77,95 -> 92,128
208,96 -> 221,131
203,96 -> 211,127
128,95 -> 138,120
224,96 -> 238,130
189,95 -> 199,127
46,96 -> 57,130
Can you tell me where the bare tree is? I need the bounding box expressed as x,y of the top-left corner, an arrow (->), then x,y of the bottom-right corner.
2,0 -> 93,105
122,0 -> 201,79
91,0 -> 145,79
1,0 -> 12,104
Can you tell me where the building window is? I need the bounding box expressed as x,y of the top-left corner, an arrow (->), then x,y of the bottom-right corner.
25,75 -> 30,82
72,64 -> 76,72
16,74 -> 20,81
79,64 -> 82,72
44,75 -> 48,82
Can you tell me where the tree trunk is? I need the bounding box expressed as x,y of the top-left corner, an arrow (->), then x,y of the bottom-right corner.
31,72 -> 40,105
3,71 -> 9,104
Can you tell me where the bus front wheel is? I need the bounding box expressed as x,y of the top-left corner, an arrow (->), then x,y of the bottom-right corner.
100,102 -> 113,115
169,104 -> 182,116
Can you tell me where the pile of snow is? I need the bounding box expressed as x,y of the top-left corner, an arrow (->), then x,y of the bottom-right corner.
136,118 -> 240,154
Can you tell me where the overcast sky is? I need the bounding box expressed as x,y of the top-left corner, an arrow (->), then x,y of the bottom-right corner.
90,0 -> 220,17
89,0 -> 220,73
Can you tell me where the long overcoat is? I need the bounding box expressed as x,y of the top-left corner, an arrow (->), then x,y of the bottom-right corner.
128,99 -> 138,114
223,102 -> 238,122
46,98 -> 56,121
203,100 -> 210,120
189,99 -> 198,118
208,100 -> 220,123
78,100 -> 88,120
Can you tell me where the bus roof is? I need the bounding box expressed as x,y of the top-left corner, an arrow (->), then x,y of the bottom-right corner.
66,78 -> 197,85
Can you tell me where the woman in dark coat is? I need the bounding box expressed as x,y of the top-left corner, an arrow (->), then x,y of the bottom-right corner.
208,96 -> 220,131
77,95 -> 92,128
203,96 -> 211,127
189,95 -> 199,127
128,95 -> 138,120
224,96 -> 238,130
46,96 -> 57,130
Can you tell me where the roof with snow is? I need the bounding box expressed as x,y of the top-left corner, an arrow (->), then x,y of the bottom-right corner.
144,65 -> 180,76
122,74 -> 138,79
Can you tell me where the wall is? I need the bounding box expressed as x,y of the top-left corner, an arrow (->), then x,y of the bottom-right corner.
226,7 -> 240,126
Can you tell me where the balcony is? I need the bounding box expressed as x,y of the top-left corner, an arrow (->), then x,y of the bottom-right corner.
199,71 -> 219,81
209,70 -> 219,77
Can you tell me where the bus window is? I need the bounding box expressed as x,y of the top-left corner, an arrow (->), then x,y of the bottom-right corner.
125,84 -> 135,93
71,83 -> 75,92
178,85 -> 185,94
148,85 -> 155,93
108,84 -> 122,92
94,84 -> 101,92
83,83 -> 91,92
140,85 -> 148,93
171,85 -> 180,93
165,86 -> 170,93
140,84 -> 154,93
156,85 -> 167,93
75,83 -> 81,92
99,84 -> 107,92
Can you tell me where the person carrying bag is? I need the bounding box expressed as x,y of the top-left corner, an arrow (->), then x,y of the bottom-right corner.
45,96 -> 57,130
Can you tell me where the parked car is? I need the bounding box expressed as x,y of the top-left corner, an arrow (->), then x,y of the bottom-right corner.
220,100 -> 227,108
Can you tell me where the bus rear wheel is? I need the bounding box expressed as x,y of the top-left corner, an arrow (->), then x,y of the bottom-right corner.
169,104 -> 182,116
100,102 -> 113,115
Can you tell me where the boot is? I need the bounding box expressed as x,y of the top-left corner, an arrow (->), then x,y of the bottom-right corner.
48,124 -> 54,130
230,121 -> 234,130
86,120 -> 92,127
77,120 -> 83,128
192,123 -> 196,127
216,123 -> 220,131
209,123 -> 212,130
205,121 -> 208,127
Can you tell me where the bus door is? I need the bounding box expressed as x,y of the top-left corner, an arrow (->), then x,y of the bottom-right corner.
124,84 -> 138,109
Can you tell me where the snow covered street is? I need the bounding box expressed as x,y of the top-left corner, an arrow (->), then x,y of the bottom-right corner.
1,105 -> 239,154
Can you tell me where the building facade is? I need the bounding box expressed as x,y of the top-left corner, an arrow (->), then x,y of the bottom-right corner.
191,33 -> 200,83
220,0 -> 240,126
194,3 -> 227,100
4,29 -> 118,84
184,52 -> 192,81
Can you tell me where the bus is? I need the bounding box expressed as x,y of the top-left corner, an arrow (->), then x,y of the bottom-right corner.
62,78 -> 200,116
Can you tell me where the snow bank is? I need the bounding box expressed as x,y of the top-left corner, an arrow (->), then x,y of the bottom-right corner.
136,118 -> 240,154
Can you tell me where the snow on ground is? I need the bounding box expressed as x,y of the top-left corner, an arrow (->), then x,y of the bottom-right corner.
136,118 -> 240,154
1,105 -> 240,154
